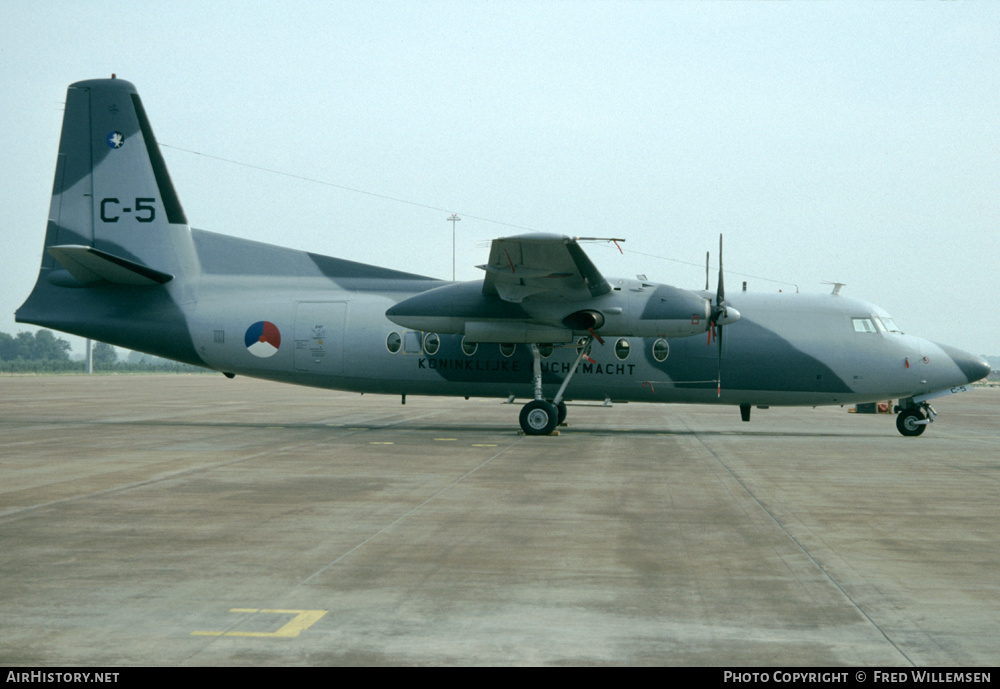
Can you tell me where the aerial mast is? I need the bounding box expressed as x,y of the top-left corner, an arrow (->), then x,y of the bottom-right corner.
447,213 -> 461,281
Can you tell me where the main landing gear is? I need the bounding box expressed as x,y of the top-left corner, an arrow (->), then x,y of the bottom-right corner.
895,402 -> 936,437
518,338 -> 592,435
520,399 -> 560,435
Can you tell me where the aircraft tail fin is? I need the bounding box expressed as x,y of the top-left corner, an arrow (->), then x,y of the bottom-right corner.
34,77 -> 197,281
16,78 -> 204,365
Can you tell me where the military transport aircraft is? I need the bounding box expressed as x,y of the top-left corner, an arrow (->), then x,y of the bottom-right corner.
16,78 -> 991,436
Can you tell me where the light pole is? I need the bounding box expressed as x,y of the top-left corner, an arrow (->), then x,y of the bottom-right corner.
447,213 -> 461,281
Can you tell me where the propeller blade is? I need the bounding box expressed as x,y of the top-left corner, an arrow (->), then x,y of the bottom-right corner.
715,234 -> 724,397
716,234 -> 725,307
717,311 -> 723,397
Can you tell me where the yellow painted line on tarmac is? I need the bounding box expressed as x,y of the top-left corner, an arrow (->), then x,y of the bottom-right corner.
369,441 -> 394,445
472,444 -> 498,447
192,608 -> 328,638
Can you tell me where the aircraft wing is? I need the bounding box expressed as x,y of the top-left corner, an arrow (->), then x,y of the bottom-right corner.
478,234 -> 613,303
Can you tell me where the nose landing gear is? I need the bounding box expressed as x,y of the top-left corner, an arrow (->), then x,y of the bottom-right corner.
895,402 -> 936,437
892,386 -> 979,437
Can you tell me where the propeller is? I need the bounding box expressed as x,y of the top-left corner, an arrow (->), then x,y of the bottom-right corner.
708,235 -> 740,397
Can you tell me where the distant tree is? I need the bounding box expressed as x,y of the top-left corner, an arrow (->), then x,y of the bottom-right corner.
92,342 -> 118,369
14,332 -> 36,360
0,332 -> 13,361
0,329 -> 72,361
33,330 -> 71,361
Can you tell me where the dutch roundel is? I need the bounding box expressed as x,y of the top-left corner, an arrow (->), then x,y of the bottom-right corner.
245,321 -> 281,358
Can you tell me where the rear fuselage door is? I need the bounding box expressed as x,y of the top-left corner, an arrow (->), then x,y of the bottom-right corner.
294,301 -> 347,374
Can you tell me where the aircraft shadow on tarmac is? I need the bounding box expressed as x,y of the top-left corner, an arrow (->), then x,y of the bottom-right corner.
5,416 -> 891,439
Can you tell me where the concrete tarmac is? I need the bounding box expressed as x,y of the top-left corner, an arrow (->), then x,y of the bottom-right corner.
1,374 -> 997,666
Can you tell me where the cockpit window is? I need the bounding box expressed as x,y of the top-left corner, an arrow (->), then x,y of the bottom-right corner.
881,317 -> 903,333
852,318 -> 878,333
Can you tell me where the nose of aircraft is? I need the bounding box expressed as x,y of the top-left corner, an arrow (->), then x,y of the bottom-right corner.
937,344 -> 992,384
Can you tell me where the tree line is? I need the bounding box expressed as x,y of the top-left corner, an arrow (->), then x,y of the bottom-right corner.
0,329 -> 207,374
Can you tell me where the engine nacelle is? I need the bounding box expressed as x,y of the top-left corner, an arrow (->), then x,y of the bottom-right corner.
562,309 -> 605,331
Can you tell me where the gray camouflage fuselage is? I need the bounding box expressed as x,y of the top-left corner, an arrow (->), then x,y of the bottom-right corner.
16,78 -> 990,428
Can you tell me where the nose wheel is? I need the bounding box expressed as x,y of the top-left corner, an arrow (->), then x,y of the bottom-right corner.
895,404 -> 933,437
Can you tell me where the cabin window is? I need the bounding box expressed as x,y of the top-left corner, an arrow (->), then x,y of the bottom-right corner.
538,344 -> 554,358
461,337 -> 477,356
386,331 -> 401,353
423,332 -> 441,356
499,343 -> 516,357
652,338 -> 670,362
614,338 -> 631,360
852,318 -> 877,333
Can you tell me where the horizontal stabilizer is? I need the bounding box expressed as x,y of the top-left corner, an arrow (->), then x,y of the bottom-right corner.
47,245 -> 174,286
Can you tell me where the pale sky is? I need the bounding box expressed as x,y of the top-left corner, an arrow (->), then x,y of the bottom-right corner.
3,1 -> 998,356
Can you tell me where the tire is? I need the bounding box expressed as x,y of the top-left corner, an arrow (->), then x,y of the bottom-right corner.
896,407 -> 927,437
520,400 -> 559,436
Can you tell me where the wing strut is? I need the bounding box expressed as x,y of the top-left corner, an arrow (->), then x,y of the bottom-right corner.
552,336 -> 595,407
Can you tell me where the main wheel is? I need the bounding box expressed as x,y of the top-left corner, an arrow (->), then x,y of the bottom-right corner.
520,400 -> 559,435
555,401 -> 567,426
896,407 -> 927,437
